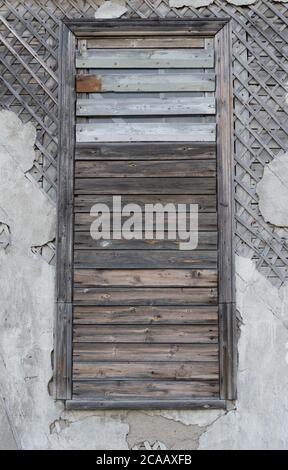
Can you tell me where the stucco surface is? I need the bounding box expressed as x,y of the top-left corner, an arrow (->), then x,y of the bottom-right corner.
1,107 -> 288,449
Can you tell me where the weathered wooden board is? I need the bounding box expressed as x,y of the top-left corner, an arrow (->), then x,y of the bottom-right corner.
76,123 -> 216,143
73,342 -> 219,362
74,269 -> 217,287
76,49 -> 214,69
73,305 -> 218,325
75,159 -> 216,178
76,73 -> 215,93
75,177 -> 216,194
74,232 -> 217,251
74,195 -> 216,212
73,287 -> 217,305
76,97 -> 216,116
72,380 -> 219,399
73,323 -> 218,342
73,361 -> 219,380
74,250 -> 217,268
74,212 -> 217,231
85,37 -> 205,49
75,143 -> 216,161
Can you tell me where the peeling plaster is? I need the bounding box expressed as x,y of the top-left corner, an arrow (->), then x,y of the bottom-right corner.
94,1 -> 127,18
225,0 -> 257,6
0,223 -> 10,250
257,152 -> 288,227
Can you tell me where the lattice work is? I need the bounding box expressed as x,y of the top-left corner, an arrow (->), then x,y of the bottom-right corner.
0,0 -> 288,285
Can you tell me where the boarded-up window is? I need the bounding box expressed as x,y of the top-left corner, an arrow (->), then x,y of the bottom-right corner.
55,19 -> 236,409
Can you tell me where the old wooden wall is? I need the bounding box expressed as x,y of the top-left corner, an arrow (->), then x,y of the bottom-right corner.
0,0 -> 288,287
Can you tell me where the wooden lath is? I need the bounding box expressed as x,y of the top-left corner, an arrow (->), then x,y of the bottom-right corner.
0,0 -> 288,286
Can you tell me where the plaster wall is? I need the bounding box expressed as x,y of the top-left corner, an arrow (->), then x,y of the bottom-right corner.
1,110 -> 288,449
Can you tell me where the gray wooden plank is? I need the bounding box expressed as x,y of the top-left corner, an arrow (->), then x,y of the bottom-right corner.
75,143 -> 216,160
74,250 -> 217,269
86,36 -> 205,49
74,195 -> 217,212
74,269 -> 218,287
76,48 -> 214,69
73,361 -> 219,381
75,159 -> 216,177
76,73 -> 215,93
73,305 -> 219,325
73,342 -> 219,362
72,380 -> 219,399
76,123 -> 216,143
76,97 -> 216,116
66,399 -> 225,410
74,177 -> 216,194
74,231 -> 217,251
73,323 -> 218,342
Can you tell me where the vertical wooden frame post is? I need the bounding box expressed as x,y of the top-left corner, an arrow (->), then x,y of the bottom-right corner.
215,21 -> 237,400
54,23 -> 76,399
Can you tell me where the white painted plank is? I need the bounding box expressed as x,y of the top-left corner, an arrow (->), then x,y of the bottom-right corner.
76,49 -> 214,69
77,73 -> 215,92
76,97 -> 216,116
76,123 -> 216,143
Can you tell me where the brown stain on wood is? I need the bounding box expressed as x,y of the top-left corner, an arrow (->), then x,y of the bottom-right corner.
76,74 -> 102,93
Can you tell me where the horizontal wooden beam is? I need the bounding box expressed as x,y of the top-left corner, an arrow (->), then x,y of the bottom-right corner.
76,123 -> 216,143
76,97 -> 216,117
76,48 -> 214,69
85,36 -> 205,49
66,399 -> 226,410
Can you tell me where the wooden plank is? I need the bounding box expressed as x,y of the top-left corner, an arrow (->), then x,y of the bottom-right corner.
75,143 -> 216,160
66,18 -> 229,37
66,399 -> 225,410
73,305 -> 219,325
54,23 -> 75,400
74,195 -> 216,212
72,380 -> 219,399
75,177 -> 216,195
76,97 -> 216,117
76,49 -> 214,68
74,250 -> 217,268
74,212 -> 217,232
73,361 -> 219,381
75,159 -> 216,178
73,342 -> 219,362
74,269 -> 217,287
215,22 -> 236,401
76,123 -> 216,143
73,324 -> 218,342
73,287 -> 217,306
76,73 -> 215,93
86,36 -> 205,49
74,232 -> 217,251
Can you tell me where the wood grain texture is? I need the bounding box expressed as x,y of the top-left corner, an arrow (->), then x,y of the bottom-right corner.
73,324 -> 218,343
73,361 -> 219,380
74,232 -> 217,251
75,143 -> 216,161
76,123 -> 216,143
73,342 -> 219,362
76,48 -> 214,69
76,73 -> 215,93
75,159 -> 216,178
75,177 -> 216,194
76,97 -> 216,117
55,24 -> 75,400
74,269 -> 217,287
85,36 -> 205,49
74,250 -> 217,269
72,380 -> 220,400
74,194 -> 217,212
66,399 -> 225,410
74,211 -> 217,232
73,305 -> 219,325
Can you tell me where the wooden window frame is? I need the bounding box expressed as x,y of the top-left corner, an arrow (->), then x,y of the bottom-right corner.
54,18 -> 236,409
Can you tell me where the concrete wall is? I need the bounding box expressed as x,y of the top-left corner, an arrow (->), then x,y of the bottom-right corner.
1,108 -> 288,450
